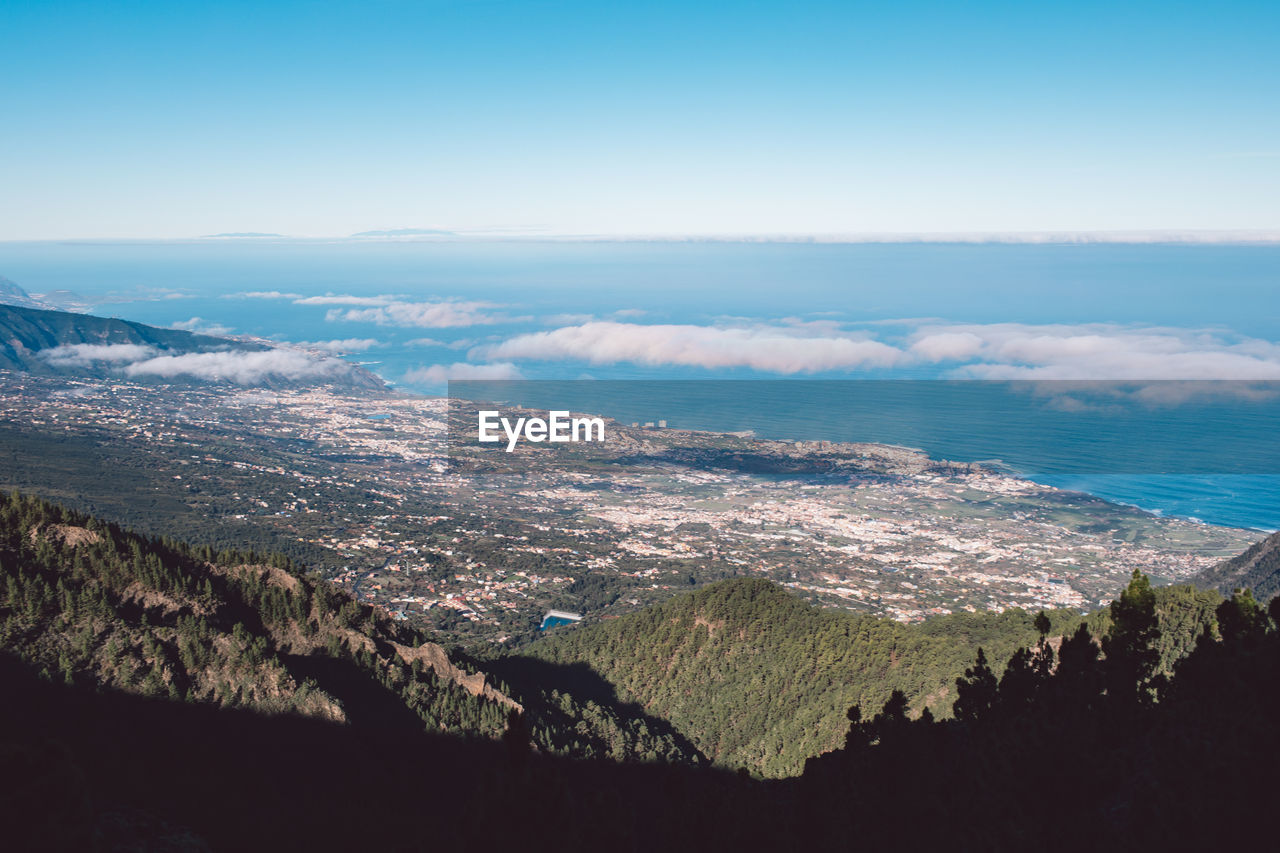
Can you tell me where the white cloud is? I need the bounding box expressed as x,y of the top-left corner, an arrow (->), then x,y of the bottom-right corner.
37,340 -> 372,386
169,317 -> 233,336
294,294 -> 394,307
403,362 -> 523,383
909,331 -> 985,361
38,343 -> 158,367
909,322 -> 1280,379
220,291 -> 515,328
1029,381 -> 1280,407
291,338 -> 382,354
478,321 -> 905,374
777,317 -> 853,334
327,298 -> 511,328
123,349 -> 357,384
223,290 -> 304,300
472,317 -> 1280,380
404,337 -> 478,350
543,313 -> 597,325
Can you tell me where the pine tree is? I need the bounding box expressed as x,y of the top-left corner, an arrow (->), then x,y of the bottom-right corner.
953,648 -> 998,723
1216,589 -> 1268,646
1102,570 -> 1162,706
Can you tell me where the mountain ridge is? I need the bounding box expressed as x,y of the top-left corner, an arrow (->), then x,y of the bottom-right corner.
1193,530 -> 1280,600
0,492 -> 698,765
0,276 -> 55,310
0,302 -> 384,390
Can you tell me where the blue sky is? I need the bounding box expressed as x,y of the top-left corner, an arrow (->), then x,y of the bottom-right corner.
2,0 -> 1278,239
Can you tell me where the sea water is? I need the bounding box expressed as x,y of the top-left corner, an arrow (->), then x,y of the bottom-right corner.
2,239 -> 1277,529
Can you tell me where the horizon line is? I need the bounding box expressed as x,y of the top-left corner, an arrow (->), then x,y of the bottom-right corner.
4,229 -> 1280,246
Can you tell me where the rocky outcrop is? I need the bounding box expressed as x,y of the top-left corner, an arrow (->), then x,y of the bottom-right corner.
392,641 -> 523,712
29,523 -> 101,548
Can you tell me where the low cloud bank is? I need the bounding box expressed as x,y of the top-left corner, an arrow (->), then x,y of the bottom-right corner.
296,295 -> 392,307
909,323 -> 1280,379
293,294 -> 512,328
471,318 -> 1280,380
406,337 -> 476,350
123,349 -> 356,384
330,299 -> 509,328
478,321 -> 904,374
37,342 -> 364,385
169,317 -> 233,335
292,338 -> 382,354
39,343 -> 158,367
222,291 -> 304,300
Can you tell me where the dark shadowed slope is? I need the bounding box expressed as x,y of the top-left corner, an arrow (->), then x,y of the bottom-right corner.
0,493 -> 699,769
1193,531 -> 1280,601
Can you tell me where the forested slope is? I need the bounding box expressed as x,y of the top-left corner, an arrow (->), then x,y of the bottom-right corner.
520,579 -> 1074,776
802,575 -> 1280,849
522,576 -> 1227,777
3,493 -> 1279,849
1193,530 -> 1280,601
0,492 -> 696,764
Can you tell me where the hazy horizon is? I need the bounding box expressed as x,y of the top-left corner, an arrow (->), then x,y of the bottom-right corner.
5,229 -> 1280,246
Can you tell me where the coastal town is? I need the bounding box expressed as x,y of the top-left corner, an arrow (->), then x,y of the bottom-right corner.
0,372 -> 1257,645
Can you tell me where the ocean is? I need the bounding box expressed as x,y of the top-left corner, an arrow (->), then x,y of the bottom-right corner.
450,379 -> 1280,533
1,239 -> 1277,530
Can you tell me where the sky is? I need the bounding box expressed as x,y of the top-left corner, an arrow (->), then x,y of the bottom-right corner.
1,0 -> 1278,240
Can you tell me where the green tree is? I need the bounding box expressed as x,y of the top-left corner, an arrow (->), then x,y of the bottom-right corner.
953,647 -> 998,723
1216,589 -> 1269,646
1102,570 -> 1162,706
